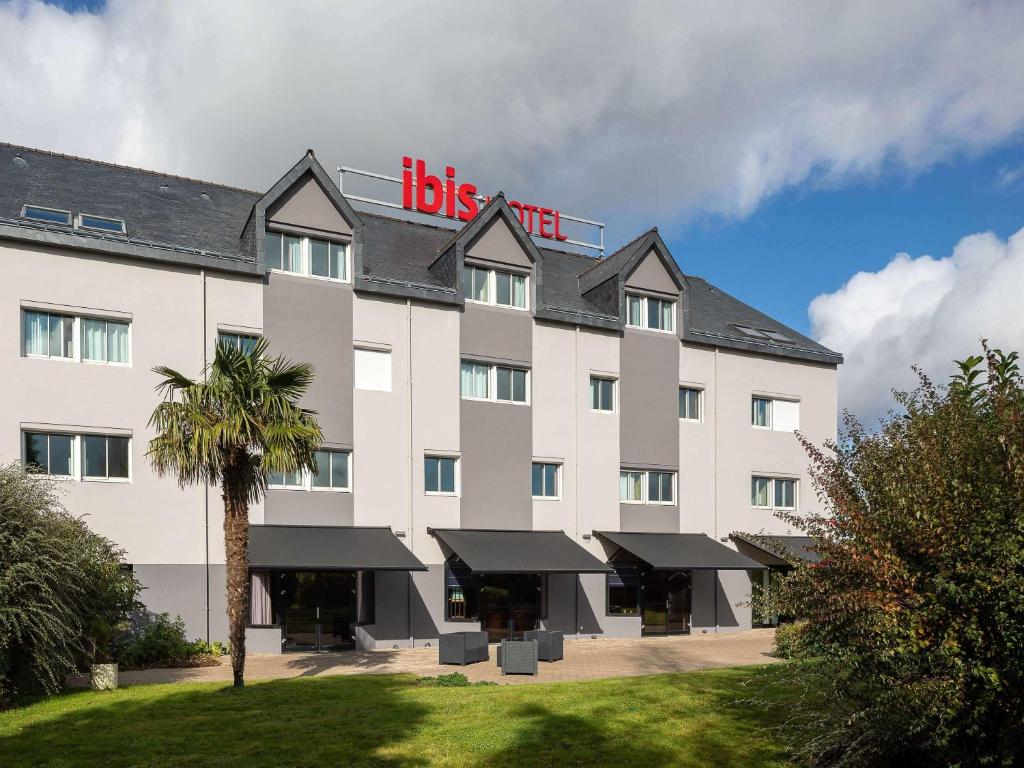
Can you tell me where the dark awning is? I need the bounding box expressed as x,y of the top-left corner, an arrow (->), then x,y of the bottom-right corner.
430,529 -> 612,574
248,525 -> 427,571
731,534 -> 820,565
596,531 -> 767,570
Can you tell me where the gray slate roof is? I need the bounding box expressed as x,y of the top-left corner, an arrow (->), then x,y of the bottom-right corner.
0,142 -> 841,365
0,143 -> 260,265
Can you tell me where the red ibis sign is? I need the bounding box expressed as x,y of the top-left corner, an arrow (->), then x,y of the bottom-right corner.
401,156 -> 568,242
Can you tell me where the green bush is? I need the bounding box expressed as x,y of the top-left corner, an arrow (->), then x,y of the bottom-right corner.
0,463 -> 140,703
114,613 -> 214,669
769,347 -> 1024,767
773,621 -> 806,659
416,673 -> 496,688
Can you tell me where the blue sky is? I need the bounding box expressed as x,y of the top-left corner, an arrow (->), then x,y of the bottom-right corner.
671,141 -> 1024,335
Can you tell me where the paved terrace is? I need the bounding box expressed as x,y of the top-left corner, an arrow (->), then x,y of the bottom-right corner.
70,629 -> 778,687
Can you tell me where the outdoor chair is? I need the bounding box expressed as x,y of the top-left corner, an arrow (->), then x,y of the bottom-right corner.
498,639 -> 538,675
524,630 -> 564,662
438,631 -> 489,665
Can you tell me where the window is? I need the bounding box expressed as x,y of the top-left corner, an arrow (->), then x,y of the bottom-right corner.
354,348 -> 392,392
752,476 -> 798,509
76,213 -> 126,235
647,471 -> 674,504
264,231 -> 349,281
425,456 -> 458,495
607,567 -> 640,616
445,565 -> 480,621
620,469 -> 676,504
269,450 -> 351,492
462,265 -> 527,309
21,205 -> 72,226
82,435 -> 130,480
732,324 -> 794,344
495,366 -> 527,403
23,310 -> 74,359
82,318 -> 130,364
312,450 -> 351,491
460,361 -> 528,403
679,387 -> 701,421
357,571 -> 375,625
590,376 -> 615,412
23,431 -> 128,481
625,293 -> 675,332
532,462 -> 560,498
218,332 -> 260,353
751,397 -> 800,431
24,432 -> 73,476
22,309 -> 130,365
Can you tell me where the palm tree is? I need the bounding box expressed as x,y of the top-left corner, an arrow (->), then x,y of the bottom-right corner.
147,338 -> 322,687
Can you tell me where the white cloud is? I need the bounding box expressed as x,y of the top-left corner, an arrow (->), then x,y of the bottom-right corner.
0,0 -> 1023,240
809,228 -> 1024,424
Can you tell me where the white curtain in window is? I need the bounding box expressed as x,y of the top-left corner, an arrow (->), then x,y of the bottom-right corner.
107,322 -> 129,363
461,363 -> 488,398
82,319 -> 106,361
24,312 -> 47,355
284,236 -> 303,272
250,571 -> 272,625
354,349 -> 392,391
512,275 -> 526,308
662,301 -> 674,331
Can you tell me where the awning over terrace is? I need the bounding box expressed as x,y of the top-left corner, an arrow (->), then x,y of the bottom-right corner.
730,533 -> 820,566
429,528 -> 612,574
248,525 -> 427,571
596,531 -> 767,570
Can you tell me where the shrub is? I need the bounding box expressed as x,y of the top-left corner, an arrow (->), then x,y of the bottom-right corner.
769,347 -> 1024,767
773,621 -> 807,660
0,463 -> 140,703
416,673 -> 496,687
114,613 -> 217,669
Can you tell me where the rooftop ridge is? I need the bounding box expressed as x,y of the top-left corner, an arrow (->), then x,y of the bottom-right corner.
577,225 -> 655,278
1,141 -> 262,196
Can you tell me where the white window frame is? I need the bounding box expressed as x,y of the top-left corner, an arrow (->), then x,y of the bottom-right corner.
751,396 -> 800,431
21,205 -> 72,226
80,434 -> 133,483
532,461 -> 561,500
463,264 -> 529,311
22,309 -> 132,367
75,213 -> 126,235
354,347 -> 393,392
424,454 -> 460,497
589,375 -> 617,413
265,231 -> 351,284
310,449 -> 352,493
218,331 -> 261,353
679,386 -> 703,422
625,292 -> 676,333
22,430 -> 131,483
751,475 -> 798,510
268,449 -> 352,493
619,469 -> 676,505
460,360 -> 530,405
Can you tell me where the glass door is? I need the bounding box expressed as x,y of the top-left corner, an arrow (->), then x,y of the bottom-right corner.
273,571 -> 357,652
642,570 -> 691,635
481,574 -> 542,642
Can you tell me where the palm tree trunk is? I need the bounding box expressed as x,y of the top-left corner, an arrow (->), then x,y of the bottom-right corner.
223,479 -> 250,688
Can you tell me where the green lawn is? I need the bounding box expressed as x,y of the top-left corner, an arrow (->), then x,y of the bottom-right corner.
0,666 -> 795,767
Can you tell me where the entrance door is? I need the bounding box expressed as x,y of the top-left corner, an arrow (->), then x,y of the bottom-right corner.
480,574 -> 542,643
641,570 -> 691,635
273,571 -> 357,652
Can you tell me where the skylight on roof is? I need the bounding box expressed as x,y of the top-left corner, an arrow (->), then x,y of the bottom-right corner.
731,325 -> 769,339
76,213 -> 126,235
21,205 -> 71,226
761,329 -> 794,343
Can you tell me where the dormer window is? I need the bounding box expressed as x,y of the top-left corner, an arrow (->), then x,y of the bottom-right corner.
21,205 -> 72,226
626,293 -> 675,332
76,213 -> 126,235
265,231 -> 349,282
462,265 -> 527,309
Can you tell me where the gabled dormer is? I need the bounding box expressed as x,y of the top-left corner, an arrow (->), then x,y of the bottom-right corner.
244,150 -> 361,279
431,193 -> 542,312
578,228 -> 685,335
